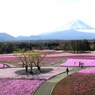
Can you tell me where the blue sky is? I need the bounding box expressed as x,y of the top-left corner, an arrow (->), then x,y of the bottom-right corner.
0,0 -> 95,37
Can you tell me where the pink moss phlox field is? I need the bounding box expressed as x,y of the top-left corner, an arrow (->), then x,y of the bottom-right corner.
78,67 -> 95,74
60,59 -> 95,66
0,54 -> 18,61
70,68 -> 95,94
46,52 -> 95,58
0,63 -> 8,68
70,73 -> 95,94
0,79 -> 44,95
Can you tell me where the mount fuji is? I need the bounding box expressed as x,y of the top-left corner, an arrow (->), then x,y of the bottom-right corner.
59,19 -> 94,30
38,19 -> 95,40
0,19 -> 95,41
18,19 -> 95,40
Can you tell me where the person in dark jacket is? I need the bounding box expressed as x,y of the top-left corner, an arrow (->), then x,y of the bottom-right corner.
66,67 -> 69,75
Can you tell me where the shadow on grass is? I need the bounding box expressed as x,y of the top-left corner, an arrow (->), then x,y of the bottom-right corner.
15,68 -> 53,75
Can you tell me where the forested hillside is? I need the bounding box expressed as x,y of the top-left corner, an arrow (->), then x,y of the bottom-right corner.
0,40 -> 95,54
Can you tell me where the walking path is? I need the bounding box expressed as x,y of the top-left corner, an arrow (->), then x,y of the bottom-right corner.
33,67 -> 84,95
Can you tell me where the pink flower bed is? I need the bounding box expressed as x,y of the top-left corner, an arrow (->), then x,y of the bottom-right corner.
0,79 -> 44,95
60,59 -> 95,66
66,55 -> 95,59
70,72 -> 95,95
0,54 -> 18,61
78,67 -> 95,74
0,63 -> 8,68
0,53 -> 95,66
46,52 -> 95,57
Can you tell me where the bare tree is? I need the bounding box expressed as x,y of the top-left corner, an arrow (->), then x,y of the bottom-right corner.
14,49 -> 29,73
14,50 -> 46,73
27,51 -> 46,72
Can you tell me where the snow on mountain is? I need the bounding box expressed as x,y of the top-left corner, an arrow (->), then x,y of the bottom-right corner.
56,19 -> 95,31
38,19 -> 95,40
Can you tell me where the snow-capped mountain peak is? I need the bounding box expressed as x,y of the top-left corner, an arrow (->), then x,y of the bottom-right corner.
57,19 -> 94,31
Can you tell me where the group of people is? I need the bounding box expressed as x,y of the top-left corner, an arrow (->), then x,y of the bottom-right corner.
79,61 -> 84,68
74,61 -> 84,68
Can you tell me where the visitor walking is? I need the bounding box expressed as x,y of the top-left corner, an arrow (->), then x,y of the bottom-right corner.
81,62 -> 84,68
66,67 -> 69,75
79,61 -> 81,67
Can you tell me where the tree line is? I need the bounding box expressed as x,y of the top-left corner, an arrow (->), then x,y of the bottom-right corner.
0,40 -> 95,54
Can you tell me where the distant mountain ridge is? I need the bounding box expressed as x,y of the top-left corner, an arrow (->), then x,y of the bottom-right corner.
17,35 -> 41,40
16,19 -> 95,40
0,19 -> 95,41
36,29 -> 95,40
0,33 -> 16,41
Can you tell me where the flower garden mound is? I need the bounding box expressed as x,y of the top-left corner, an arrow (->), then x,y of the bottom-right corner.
0,79 -> 44,95
0,54 -> 18,60
78,67 -> 95,74
61,59 -> 95,66
46,52 -> 95,57
52,67 -> 95,95
0,63 -> 9,68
